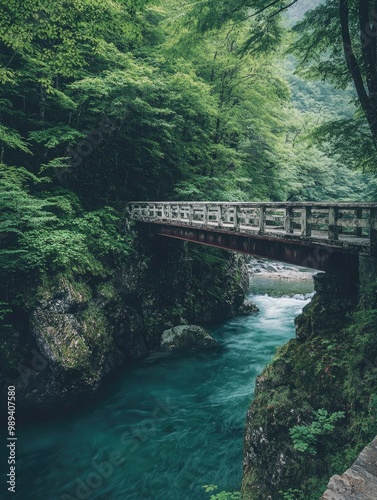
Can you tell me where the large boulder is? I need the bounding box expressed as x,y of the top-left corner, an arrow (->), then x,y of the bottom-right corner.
160,325 -> 217,351
15,282 -> 116,412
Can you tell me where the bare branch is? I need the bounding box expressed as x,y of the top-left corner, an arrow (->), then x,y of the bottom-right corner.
270,0 -> 298,18
228,0 -> 297,23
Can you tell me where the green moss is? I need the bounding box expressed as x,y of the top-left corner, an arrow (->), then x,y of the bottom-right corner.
242,296 -> 377,500
96,281 -> 116,301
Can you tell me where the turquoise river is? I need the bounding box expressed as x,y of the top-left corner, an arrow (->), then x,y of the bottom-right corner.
3,273 -> 314,500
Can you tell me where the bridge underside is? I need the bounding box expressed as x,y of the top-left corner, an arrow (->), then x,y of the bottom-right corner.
136,222 -> 360,277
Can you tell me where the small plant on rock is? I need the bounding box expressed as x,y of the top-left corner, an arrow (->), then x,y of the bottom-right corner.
289,409 -> 345,455
202,484 -> 241,500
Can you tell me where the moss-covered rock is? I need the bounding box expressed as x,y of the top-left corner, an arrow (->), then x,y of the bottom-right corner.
242,272 -> 377,500
0,232 -> 249,411
160,325 -> 217,351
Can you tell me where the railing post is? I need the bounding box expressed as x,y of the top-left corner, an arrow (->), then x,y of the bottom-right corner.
370,207 -> 377,256
259,206 -> 266,235
301,207 -> 312,237
285,206 -> 294,234
168,203 -> 172,220
234,205 -> 240,231
203,204 -> 209,226
218,205 -> 223,228
165,203 -> 170,220
189,204 -> 193,224
354,208 -> 363,237
328,207 -> 339,241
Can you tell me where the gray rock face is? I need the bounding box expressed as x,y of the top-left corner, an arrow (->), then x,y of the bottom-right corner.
322,437 -> 377,500
160,325 -> 217,351
238,299 -> 259,315
24,284 -> 115,410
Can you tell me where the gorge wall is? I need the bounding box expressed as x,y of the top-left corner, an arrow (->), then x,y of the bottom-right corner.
241,259 -> 377,499
0,233 -> 249,413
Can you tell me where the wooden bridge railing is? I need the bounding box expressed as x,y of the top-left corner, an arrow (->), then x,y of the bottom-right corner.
127,202 -> 377,254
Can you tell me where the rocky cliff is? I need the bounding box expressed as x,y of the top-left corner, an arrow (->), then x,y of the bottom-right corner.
0,233 -> 249,412
242,270 -> 377,499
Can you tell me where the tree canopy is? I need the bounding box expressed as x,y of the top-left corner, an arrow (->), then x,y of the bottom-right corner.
0,0 -> 376,318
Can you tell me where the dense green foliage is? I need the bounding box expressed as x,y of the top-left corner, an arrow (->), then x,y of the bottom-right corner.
184,0 -> 377,172
203,484 -> 242,500
2,0 -> 374,325
1,1 -> 376,296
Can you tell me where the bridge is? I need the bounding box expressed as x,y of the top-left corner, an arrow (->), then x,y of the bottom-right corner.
127,201 -> 377,276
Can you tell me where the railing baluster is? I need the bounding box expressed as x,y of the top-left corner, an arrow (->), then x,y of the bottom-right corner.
301,207 -> 312,237
203,204 -> 208,225
328,207 -> 339,240
218,205 -> 223,228
354,208 -> 363,237
234,205 -> 240,231
285,206 -> 294,234
259,206 -> 266,235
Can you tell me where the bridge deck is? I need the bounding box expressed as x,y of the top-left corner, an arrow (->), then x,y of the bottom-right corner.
128,201 -> 377,258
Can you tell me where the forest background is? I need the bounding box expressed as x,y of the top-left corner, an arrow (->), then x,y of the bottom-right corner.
1,0 -> 376,323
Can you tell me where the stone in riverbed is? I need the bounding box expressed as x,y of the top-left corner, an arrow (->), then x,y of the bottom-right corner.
160,325 -> 217,351
238,299 -> 259,315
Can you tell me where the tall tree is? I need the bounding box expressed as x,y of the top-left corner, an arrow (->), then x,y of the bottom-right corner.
292,1 -> 377,153
185,0 -> 377,171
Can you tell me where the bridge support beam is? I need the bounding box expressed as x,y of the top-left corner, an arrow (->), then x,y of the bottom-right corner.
295,271 -> 358,341
137,222 -> 360,275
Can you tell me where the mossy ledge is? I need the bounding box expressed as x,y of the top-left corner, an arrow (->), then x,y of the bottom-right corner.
241,271 -> 377,500
0,233 -> 249,413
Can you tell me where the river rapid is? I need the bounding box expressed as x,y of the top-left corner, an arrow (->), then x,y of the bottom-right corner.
5,271 -> 314,500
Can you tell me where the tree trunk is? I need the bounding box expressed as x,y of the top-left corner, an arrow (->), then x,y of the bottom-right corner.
340,0 -> 377,144
339,0 -> 377,145
359,0 -> 377,137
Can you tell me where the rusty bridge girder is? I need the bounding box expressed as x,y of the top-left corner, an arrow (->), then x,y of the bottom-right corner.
127,201 -> 377,276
